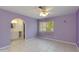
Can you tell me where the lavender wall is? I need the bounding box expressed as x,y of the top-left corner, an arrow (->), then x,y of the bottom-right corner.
76,9 -> 79,47
38,13 -> 76,43
0,9 -> 37,48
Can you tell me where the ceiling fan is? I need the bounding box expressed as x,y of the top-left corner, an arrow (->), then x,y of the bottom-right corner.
38,6 -> 52,17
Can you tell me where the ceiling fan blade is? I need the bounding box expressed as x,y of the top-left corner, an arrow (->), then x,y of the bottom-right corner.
47,8 -> 52,11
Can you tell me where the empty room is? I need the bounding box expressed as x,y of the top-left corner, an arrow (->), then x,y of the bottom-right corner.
0,6 -> 79,52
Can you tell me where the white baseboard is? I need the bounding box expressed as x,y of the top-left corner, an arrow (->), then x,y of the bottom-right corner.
39,37 -> 79,51
39,37 -> 76,45
0,45 -> 10,50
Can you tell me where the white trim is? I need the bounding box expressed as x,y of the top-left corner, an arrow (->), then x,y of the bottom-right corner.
39,37 -> 79,51
0,45 -> 10,50
39,37 -> 76,45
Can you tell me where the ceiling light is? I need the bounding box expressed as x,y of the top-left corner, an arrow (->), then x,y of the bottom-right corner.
11,20 -> 17,24
38,6 -> 49,17
40,12 -> 48,17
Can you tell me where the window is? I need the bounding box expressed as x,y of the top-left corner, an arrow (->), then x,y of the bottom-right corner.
39,21 -> 54,32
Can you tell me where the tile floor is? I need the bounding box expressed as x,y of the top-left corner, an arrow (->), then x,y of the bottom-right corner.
0,38 -> 78,52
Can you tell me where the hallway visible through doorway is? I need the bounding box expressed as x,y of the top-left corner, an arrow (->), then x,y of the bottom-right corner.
11,18 -> 25,40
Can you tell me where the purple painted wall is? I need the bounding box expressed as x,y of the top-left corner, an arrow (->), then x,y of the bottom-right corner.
38,13 -> 76,43
76,9 -> 79,47
0,9 -> 37,48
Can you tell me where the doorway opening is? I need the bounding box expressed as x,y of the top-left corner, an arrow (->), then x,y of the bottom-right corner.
11,18 -> 25,40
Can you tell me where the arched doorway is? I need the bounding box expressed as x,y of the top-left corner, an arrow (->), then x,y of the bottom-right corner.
10,18 -> 25,40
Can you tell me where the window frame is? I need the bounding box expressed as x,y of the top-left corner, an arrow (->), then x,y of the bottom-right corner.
39,20 -> 54,33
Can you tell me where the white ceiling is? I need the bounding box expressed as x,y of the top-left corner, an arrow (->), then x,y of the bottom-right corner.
0,6 -> 78,19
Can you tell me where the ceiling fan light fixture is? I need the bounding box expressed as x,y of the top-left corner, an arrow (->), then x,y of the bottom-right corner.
40,11 -> 48,17
38,6 -> 49,17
